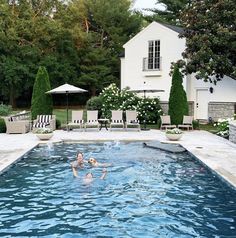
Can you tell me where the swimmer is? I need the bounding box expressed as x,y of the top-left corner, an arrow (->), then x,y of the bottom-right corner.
88,157 -> 112,167
71,151 -> 84,177
83,169 -> 108,184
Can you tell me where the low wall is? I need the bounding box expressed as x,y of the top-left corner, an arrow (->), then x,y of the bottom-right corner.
208,102 -> 236,121
160,101 -> 194,116
229,121 -> 236,144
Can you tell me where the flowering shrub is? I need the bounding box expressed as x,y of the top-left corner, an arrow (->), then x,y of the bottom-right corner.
136,97 -> 162,124
34,128 -> 53,134
98,84 -> 162,123
214,117 -> 234,138
100,84 -> 122,118
166,128 -> 183,134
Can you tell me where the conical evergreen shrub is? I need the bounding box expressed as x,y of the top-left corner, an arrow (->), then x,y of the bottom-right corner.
168,65 -> 189,125
31,66 -> 53,119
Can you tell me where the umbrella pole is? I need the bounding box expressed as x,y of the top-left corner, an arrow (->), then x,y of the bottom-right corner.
66,92 -> 69,131
142,90 -> 150,131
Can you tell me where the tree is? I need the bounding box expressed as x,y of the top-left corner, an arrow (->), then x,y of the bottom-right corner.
168,65 -> 188,125
31,66 -> 53,119
146,0 -> 191,26
67,0 -> 142,95
180,0 -> 236,82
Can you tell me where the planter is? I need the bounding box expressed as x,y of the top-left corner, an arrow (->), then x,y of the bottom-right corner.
36,133 -> 53,140
165,133 -> 182,141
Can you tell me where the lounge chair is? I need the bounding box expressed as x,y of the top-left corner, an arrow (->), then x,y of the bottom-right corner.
84,110 -> 99,131
4,116 -> 30,134
125,110 -> 140,131
33,115 -> 56,131
110,110 -> 124,131
160,115 -> 176,130
67,110 -> 84,130
178,116 -> 193,130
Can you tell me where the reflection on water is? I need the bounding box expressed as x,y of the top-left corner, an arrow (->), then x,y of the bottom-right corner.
0,142 -> 236,237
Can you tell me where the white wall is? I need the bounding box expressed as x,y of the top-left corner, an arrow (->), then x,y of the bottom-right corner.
121,22 -> 186,101
189,75 -> 236,102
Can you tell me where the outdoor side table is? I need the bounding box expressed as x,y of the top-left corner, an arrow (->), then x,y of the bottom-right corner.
98,119 -> 109,130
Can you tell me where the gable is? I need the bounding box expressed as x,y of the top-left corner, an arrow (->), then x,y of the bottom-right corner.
123,21 -> 183,48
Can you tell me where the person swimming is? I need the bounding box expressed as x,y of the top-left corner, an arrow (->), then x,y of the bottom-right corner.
71,151 -> 85,177
88,157 -> 112,167
83,168 -> 107,184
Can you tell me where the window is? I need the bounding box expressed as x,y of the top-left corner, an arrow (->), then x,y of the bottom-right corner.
148,40 -> 160,70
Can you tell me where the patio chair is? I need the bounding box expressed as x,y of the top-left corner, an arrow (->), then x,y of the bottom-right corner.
125,110 -> 140,131
33,115 -> 56,131
4,116 -> 30,134
67,110 -> 84,130
160,115 -> 176,130
178,115 -> 193,130
84,110 -> 99,131
110,110 -> 124,131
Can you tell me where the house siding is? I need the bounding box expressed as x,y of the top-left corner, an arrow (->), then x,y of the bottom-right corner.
121,21 -> 236,121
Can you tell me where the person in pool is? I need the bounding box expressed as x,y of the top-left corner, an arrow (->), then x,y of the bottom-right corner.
83,168 -> 108,184
88,157 -> 112,167
71,151 -> 85,177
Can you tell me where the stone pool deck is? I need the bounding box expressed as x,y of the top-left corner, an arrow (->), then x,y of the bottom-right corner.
0,129 -> 236,188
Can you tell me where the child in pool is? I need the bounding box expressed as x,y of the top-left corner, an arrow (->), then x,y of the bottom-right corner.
83,168 -> 107,184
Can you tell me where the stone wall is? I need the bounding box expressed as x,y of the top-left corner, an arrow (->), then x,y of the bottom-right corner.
229,121 -> 236,144
208,102 -> 236,121
160,101 -> 194,116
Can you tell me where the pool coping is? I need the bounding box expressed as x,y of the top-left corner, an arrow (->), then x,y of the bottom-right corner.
0,130 -> 236,189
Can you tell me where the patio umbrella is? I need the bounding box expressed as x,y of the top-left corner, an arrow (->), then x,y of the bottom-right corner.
129,87 -> 164,130
46,83 -> 87,129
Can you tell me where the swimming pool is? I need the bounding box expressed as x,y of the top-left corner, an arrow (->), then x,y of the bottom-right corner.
0,141 -> 235,237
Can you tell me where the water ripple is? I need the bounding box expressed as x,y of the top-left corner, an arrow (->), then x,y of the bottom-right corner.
0,142 -> 236,237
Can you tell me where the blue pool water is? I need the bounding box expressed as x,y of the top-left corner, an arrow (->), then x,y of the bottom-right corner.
0,142 -> 236,237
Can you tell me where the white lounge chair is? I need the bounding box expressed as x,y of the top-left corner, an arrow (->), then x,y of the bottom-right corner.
110,110 -> 124,131
84,110 -> 99,131
178,116 -> 193,130
125,110 -> 140,131
68,110 -> 84,130
33,115 -> 56,131
160,115 -> 176,130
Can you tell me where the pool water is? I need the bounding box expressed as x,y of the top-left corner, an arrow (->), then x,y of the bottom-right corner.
0,142 -> 236,237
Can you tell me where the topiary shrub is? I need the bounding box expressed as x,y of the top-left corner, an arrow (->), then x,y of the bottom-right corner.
0,104 -> 12,116
192,120 -> 200,130
86,96 -> 103,117
0,118 -> 6,133
168,65 -> 188,125
31,66 -> 53,119
56,119 -> 61,129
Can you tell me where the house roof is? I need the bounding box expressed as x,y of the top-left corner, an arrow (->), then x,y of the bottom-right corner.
160,22 -> 184,34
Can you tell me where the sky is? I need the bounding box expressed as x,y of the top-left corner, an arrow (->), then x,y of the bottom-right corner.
132,0 -> 157,13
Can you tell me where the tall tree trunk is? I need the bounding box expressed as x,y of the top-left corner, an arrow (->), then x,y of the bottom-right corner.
91,86 -> 96,96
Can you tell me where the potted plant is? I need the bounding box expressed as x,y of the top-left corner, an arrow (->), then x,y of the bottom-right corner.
34,128 -> 53,140
165,128 -> 183,141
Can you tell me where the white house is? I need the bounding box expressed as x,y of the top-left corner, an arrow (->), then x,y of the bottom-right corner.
120,21 -> 236,121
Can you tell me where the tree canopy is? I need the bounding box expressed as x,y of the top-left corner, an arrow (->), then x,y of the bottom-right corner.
0,0 -> 142,106
180,0 -> 236,83
145,0 -> 191,26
